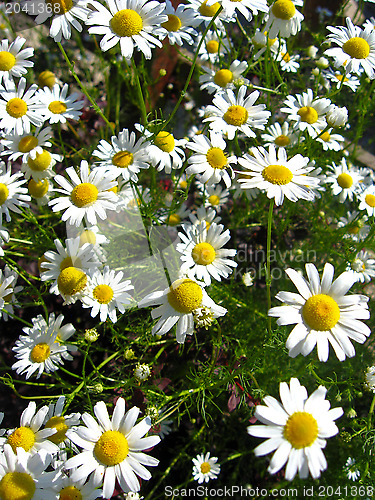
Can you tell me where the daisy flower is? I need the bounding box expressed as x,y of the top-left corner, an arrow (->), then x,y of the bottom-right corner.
56,469 -> 103,500
138,277 -> 227,343
237,145 -> 319,206
187,0 -> 233,28
195,30 -> 230,63
0,444 -> 61,498
199,60 -> 249,95
268,262 -> 371,362
0,77 -> 45,135
276,49 -> 300,72
49,160 -> 118,226
158,0 -> 200,46
186,205 -> 221,228
21,148 -> 62,182
315,129 -> 344,151
86,0 -> 167,60
263,0 -> 304,38
345,457 -> 360,481
66,224 -> 109,262
252,28 -> 280,60
81,266 -> 134,322
337,211 -> 370,241
160,200 -> 190,227
212,0 -> 268,20
92,128 -> 150,183
358,184 -> 375,216
323,69 -> 361,92
65,398 -> 161,498
192,452 -> 220,483
0,36 -> 34,85
204,86 -> 271,140
247,377 -> 343,480
365,366 -> 375,392
43,396 -> 81,451
177,221 -> 237,285
202,184 -> 230,211
0,221 -> 9,256
260,121 -> 297,148
32,312 -> 77,360
0,264 -> 23,321
26,0 -> 91,42
347,250 -> 375,283
324,159 -> 364,202
0,126 -> 53,163
324,17 -> 375,79
28,178 -> 52,206
0,266 -> 15,314
186,132 -> 237,188
0,161 -> 30,222
281,89 -> 332,137
0,401 -> 59,456
37,83 -> 84,124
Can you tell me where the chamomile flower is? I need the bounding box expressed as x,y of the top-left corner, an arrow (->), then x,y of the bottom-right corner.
263,0 -> 304,38
268,262 -> 371,362
277,50 -> 300,72
0,36 -> 34,85
261,121 -> 297,148
0,162 -> 30,222
324,159 -> 364,202
237,145 -> 318,206
138,277 -> 227,343
337,211 -> 370,241
187,0 -> 233,28
0,77 -> 45,135
28,178 -> 53,206
315,129 -> 344,151
43,396 -> 81,452
186,133 -> 237,187
65,398 -> 161,497
204,86 -> 271,140
323,69 -> 361,91
325,18 -> 375,79
195,30 -> 230,63
252,28 -> 280,60
177,221 -> 237,285
0,266 -> 15,313
134,363 -> 151,381
365,366 -> 375,392
37,83 -> 84,124
358,184 -> 375,217
86,0 -> 167,60
92,128 -> 150,182
345,457 -> 360,481
21,148 -> 62,182
49,160 -> 118,226
81,266 -> 134,322
214,0 -> 268,20
203,184 -> 230,211
0,401 -> 60,456
186,205 -> 221,228
0,264 -> 23,321
192,452 -> 220,483
0,126 -> 53,163
247,377 -> 343,480
0,221 -> 9,256
159,200 -> 190,227
347,250 -> 375,283
199,60 -> 249,95
281,89 -> 332,137
158,0 -> 200,46
56,470 -> 102,500
32,313 -> 77,360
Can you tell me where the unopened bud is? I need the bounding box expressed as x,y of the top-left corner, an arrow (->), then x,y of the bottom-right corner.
326,105 -> 348,128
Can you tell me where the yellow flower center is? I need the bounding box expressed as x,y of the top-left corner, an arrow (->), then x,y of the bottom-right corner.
283,411 -> 318,449
112,151 -> 133,168
59,486 -> 83,500
179,180 -> 188,189
18,135 -> 39,153
200,462 -> 211,473
27,150 -> 52,171
6,98 -> 27,118
30,342 -> 51,363
7,427 -> 36,452
71,183 -> 99,208
167,278 -> 203,313
208,194 -> 220,205
79,230 -> 96,245
320,131 -> 331,142
335,74 -> 348,82
337,172 -> 353,189
94,430 -> 129,466
348,225 -> 360,235
0,472 -> 36,500
162,14 -> 182,31
262,164 -> 293,185
38,70 -> 56,89
60,256 -> 78,271
154,131 -> 175,152
343,37 -> 370,59
214,69 -> 233,88
365,194 -> 375,207
110,9 -> 143,37
45,415 -> 68,444
48,100 -> 67,114
0,183 -> 9,205
302,293 -> 340,331
223,105 -> 248,126
206,40 -> 219,54
297,106 -> 318,124
28,179 -> 49,198
0,51 -> 16,71
199,0 -> 221,16
167,213 -> 181,226
274,134 -> 290,146
282,52 -> 291,62
57,267 -> 87,296
45,0 -> 73,14
206,147 -> 227,169
192,242 -> 216,265
272,0 -> 296,19
93,284 -> 114,304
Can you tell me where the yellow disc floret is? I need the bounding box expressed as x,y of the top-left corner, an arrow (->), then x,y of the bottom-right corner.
302,293 -> 340,331
0,51 -> 16,71
28,179 -> 49,198
365,194 -> 375,207
283,411 -> 318,449
206,147 -> 227,169
162,14 -> 182,31
112,151 -> 133,168
200,462 -> 211,473
274,134 -> 291,147
59,486 -> 83,500
214,69 -> 233,88
262,164 -> 293,185
48,101 -> 67,114
93,284 -> 114,304
94,430 -> 129,466
57,267 -> 87,296
45,0 -> 73,14
208,194 -> 220,206
79,230 -> 96,245
206,40 -> 219,53
272,0 -> 296,19
192,242 -> 216,265
0,183 -> 9,205
38,70 -> 56,89
337,172 -> 353,189
199,0 -> 221,17
167,213 -> 181,226
0,472 -> 36,500
18,135 -> 39,153
45,416 -> 69,444
343,37 -> 370,59
167,278 -> 203,313
154,131 -> 175,152
71,183 -> 99,208
319,131 -> 331,142
7,426 -> 36,452
110,9 -> 143,37
297,106 -> 319,124
30,343 -> 51,363
27,150 -> 52,171
223,105 -> 248,126
6,98 -> 27,118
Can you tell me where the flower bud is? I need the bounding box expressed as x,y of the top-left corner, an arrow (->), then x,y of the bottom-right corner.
326,105 -> 348,128
315,56 -> 329,69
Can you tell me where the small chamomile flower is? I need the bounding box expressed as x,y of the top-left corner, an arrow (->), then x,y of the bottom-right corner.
0,221 -> 9,256
263,0 -> 304,38
345,457 -> 360,481
192,452 -> 220,483
0,264 -> 23,321
158,0 -> 200,46
28,178 -> 53,206
32,313 -> 77,360
43,396 -> 81,450
315,129 -> 344,151
323,69 -> 361,91
261,121 -> 297,148
0,36 -> 34,85
37,83 -> 83,124
347,250 -> 375,283
199,60 -> 249,95
276,49 -> 300,72
195,30 -> 230,63
0,161 -> 30,222
358,184 -> 375,217
0,126 -> 53,163
134,363 -> 151,381
365,366 -> 375,392
202,184 -> 230,211
0,265 -> 15,314
187,0 -> 234,29
337,211 -> 370,241
186,205 -> 221,229
212,0 -> 268,20
252,29 -> 279,60
21,148 -> 63,182
55,469 -> 102,500
324,159 -> 364,202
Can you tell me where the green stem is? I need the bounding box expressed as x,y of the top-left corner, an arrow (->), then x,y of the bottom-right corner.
266,199 -> 274,334
131,57 -> 148,125
367,393 -> 375,430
